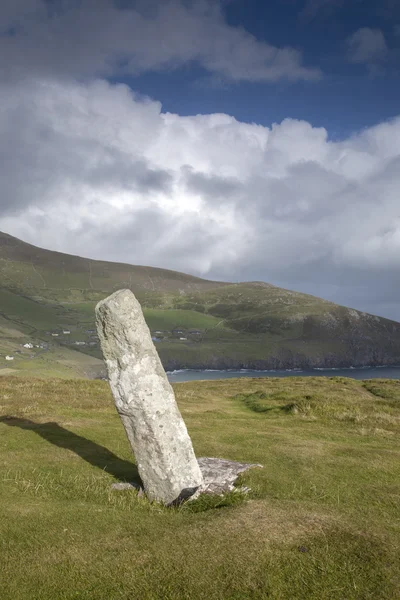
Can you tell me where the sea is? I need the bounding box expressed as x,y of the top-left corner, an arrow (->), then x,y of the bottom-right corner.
167,366 -> 400,383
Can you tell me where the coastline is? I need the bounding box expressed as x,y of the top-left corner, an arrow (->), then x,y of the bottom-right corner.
166,365 -> 400,382
166,364 -> 397,375
160,352 -> 400,374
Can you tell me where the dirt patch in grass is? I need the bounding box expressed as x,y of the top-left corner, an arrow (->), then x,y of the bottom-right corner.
210,498 -> 340,543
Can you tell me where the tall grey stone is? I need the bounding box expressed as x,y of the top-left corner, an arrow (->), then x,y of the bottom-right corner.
95,289 -> 203,505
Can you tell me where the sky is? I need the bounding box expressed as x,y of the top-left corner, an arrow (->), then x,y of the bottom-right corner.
0,0 -> 400,320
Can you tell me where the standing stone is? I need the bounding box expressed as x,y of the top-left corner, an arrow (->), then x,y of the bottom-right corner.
95,289 -> 203,505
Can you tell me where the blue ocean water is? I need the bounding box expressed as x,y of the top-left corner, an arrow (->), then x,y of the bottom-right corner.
167,366 -> 400,383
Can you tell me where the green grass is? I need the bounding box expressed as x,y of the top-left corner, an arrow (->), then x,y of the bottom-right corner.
1,376 -> 399,599
3,346 -> 104,379
0,329 -> 104,380
143,308 -> 225,331
234,377 -> 400,427
1,230 -> 400,373
0,289 -> 67,332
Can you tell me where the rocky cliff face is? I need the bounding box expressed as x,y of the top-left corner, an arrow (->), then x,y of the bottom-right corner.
161,352 -> 400,372
160,308 -> 400,371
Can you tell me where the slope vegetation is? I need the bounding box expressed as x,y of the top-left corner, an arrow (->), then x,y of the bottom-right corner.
0,231 -> 399,376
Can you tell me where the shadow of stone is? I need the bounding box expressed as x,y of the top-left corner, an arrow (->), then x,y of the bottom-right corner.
0,416 -> 141,485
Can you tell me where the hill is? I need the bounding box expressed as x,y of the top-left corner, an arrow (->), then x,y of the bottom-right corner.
1,230 -> 400,377
1,375 -> 399,599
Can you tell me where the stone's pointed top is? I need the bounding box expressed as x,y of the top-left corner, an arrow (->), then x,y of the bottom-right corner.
96,289 -> 204,505
96,288 -> 138,313
97,288 -> 132,303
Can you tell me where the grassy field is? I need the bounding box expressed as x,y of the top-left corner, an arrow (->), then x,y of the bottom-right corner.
0,346 -> 104,379
1,375 -> 399,599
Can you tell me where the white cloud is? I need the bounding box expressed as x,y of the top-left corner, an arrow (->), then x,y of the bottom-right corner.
1,77 -> 400,319
0,0 -> 319,83
346,27 -> 388,65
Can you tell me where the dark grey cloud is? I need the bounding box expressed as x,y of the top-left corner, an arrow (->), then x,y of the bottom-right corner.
85,150 -> 173,193
0,0 -> 319,83
0,80 -> 171,214
182,165 -> 241,201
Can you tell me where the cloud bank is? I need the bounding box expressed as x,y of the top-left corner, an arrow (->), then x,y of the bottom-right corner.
0,0 -> 319,83
0,0 -> 399,320
1,77 -> 400,319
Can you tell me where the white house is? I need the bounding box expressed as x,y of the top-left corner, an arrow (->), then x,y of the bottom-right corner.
63,330 -> 71,335
75,341 -> 86,346
23,343 -> 34,349
5,356 -> 14,361
51,333 -> 59,337
179,337 -> 187,341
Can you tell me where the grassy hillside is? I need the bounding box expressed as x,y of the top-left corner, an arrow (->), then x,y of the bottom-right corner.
0,231 -> 222,295
1,375 -> 399,599
1,231 -> 400,377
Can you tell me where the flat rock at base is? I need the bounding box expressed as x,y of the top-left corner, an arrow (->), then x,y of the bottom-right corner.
193,457 -> 263,498
111,481 -> 145,497
111,458 -> 263,503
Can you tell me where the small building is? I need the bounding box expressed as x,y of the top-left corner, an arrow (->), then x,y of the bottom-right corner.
51,333 -> 59,337
63,330 -> 71,335
179,337 -> 187,341
5,356 -> 14,361
23,343 -> 34,349
75,341 -> 86,346
172,329 -> 185,335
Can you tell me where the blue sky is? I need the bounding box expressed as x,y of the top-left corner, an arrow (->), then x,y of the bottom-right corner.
120,0 -> 400,138
0,0 -> 400,320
